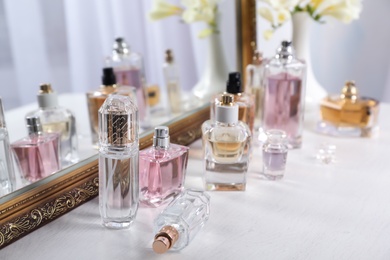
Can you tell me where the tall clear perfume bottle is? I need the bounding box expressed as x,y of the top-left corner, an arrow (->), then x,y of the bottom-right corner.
202,94 -> 251,191
246,51 -> 265,134
262,129 -> 288,180
163,49 -> 182,114
98,94 -> 139,229
211,72 -> 255,133
317,81 -> 380,137
139,126 -> 189,207
11,116 -> 61,183
109,37 -> 149,126
26,84 -> 78,166
86,67 -> 117,148
263,41 -> 306,148
152,189 -> 210,254
0,98 -> 16,195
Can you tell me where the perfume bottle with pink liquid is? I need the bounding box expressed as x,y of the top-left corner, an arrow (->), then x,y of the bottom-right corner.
11,116 -> 61,183
263,41 -> 306,148
139,126 -> 189,207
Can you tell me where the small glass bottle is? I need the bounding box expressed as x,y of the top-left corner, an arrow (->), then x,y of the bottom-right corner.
317,81 -> 380,137
163,49 -> 182,114
139,126 -> 189,207
245,51 -> 265,134
262,129 -> 288,180
211,72 -> 255,133
152,189 -> 210,254
109,38 -> 149,126
98,94 -> 139,229
0,98 -> 16,195
86,67 -> 117,148
26,84 -> 78,166
202,94 -> 251,191
263,41 -> 306,148
11,116 -> 61,183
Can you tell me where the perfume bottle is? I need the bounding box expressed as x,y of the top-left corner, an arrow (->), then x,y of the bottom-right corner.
163,49 -> 182,114
109,37 -> 149,126
11,116 -> 61,182
139,126 -> 189,207
211,72 -> 255,133
262,129 -> 288,180
202,94 -> 251,191
98,94 -> 139,229
263,41 -> 306,148
152,189 -> 210,254
246,51 -> 265,133
317,81 -> 380,137
0,98 -> 16,195
86,67 -> 117,148
26,84 -> 78,166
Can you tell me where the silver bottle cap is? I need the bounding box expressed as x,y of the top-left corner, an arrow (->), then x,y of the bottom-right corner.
26,116 -> 43,135
153,126 -> 170,149
99,94 -> 139,149
113,37 -> 129,55
0,98 -> 6,128
275,41 -> 295,60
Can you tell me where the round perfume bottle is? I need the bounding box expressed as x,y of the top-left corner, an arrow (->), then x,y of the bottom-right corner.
262,129 -> 288,180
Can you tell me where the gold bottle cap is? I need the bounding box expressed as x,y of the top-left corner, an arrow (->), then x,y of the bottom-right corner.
340,81 -> 358,101
39,84 -> 53,94
165,49 -> 174,63
152,226 -> 179,254
220,94 -> 234,106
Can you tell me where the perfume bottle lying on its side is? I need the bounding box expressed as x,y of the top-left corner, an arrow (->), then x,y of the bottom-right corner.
317,81 -> 380,137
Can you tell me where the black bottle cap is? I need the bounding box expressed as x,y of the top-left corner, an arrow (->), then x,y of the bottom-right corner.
102,67 -> 116,86
226,72 -> 242,94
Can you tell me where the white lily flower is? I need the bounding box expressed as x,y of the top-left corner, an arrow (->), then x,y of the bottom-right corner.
258,7 -> 275,24
313,0 -> 362,23
149,0 -> 183,20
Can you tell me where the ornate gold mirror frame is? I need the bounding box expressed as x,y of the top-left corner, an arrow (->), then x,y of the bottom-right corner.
0,0 -> 257,249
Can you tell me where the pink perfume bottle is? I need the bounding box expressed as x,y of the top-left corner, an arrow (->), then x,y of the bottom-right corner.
11,116 -> 61,182
139,126 -> 189,207
263,41 -> 306,148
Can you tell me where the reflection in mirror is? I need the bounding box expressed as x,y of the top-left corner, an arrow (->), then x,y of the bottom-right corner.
0,1 -> 237,197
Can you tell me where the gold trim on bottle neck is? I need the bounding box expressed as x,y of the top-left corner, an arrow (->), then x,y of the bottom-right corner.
39,83 -> 53,94
340,81 -> 358,101
153,225 -> 179,254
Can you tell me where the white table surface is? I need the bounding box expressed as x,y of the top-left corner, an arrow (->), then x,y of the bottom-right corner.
1,105 -> 390,260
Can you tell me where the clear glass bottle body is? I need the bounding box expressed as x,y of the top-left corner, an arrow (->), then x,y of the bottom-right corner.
263,57 -> 306,148
153,189 -> 210,252
262,130 -> 288,180
246,63 -> 265,133
139,144 -> 189,207
26,107 -> 78,166
11,133 -> 61,182
202,120 -> 251,191
86,86 -> 116,148
163,62 -> 182,114
0,128 -> 15,196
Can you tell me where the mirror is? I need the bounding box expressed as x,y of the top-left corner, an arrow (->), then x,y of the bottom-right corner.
0,0 -> 253,248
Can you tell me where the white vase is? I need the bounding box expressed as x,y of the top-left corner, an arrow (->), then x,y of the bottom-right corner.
291,12 -> 327,109
192,33 -> 228,102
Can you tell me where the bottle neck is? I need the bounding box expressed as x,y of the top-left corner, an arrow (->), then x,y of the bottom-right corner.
215,104 -> 238,125
38,92 -> 59,108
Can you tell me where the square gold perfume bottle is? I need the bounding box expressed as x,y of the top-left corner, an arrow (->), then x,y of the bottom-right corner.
317,81 -> 380,137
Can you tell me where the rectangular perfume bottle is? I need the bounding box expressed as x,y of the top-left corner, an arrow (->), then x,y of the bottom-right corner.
163,49 -> 182,114
11,116 -> 61,183
139,126 -> 189,207
98,94 -> 139,229
203,94 -> 251,191
318,81 -> 380,137
263,41 -> 306,149
0,98 -> 16,195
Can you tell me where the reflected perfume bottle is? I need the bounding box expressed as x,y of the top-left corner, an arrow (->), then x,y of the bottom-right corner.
246,51 -> 265,134
262,129 -> 288,180
109,38 -> 149,126
211,72 -> 255,132
26,84 -> 78,166
152,189 -> 210,254
317,81 -> 380,137
11,116 -> 61,183
163,49 -> 182,114
98,94 -> 139,229
139,126 -> 189,207
263,41 -> 306,148
202,94 -> 251,191
0,98 -> 16,195
86,67 -> 117,148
